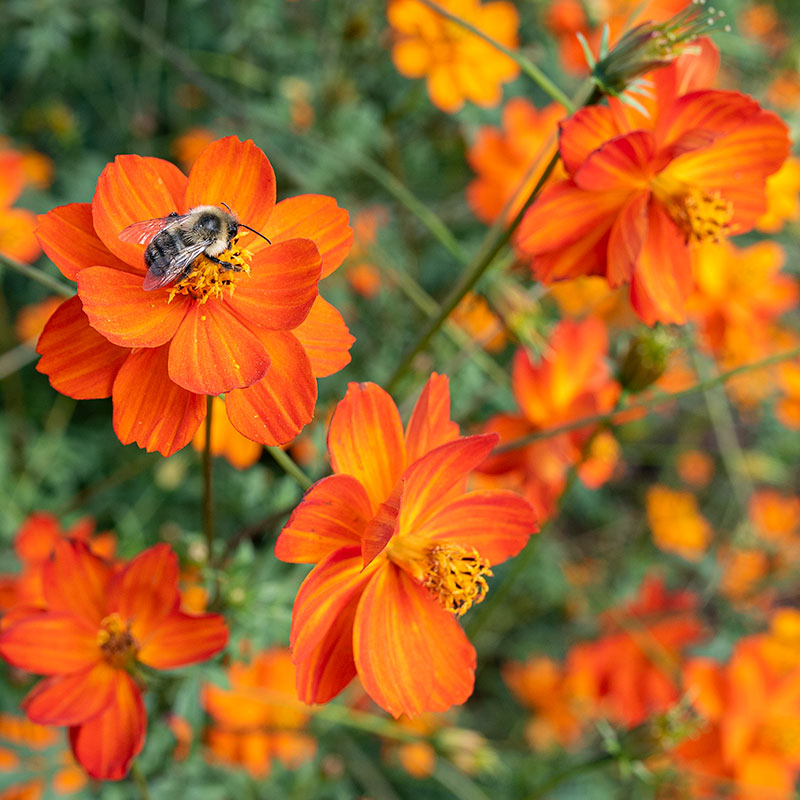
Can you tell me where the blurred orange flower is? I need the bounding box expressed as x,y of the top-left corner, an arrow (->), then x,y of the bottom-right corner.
276,373 -> 537,717
646,486 -> 712,562
757,157 -> 800,233
203,648 -> 315,777
14,297 -> 63,344
171,127 -> 216,171
388,0 -> 520,113
776,360 -> 800,429
344,206 -> 389,298
749,489 -> 800,546
0,541 -> 228,779
676,449 -> 714,489
0,148 -> 40,264
451,292 -> 506,352
518,40 -> 790,324
191,396 -> 262,470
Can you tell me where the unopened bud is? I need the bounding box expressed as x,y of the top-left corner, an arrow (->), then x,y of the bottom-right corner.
618,327 -> 677,392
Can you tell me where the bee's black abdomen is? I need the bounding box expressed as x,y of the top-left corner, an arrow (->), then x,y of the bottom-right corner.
144,231 -> 182,276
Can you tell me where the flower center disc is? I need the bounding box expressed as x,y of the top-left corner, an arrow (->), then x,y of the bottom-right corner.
97,612 -> 138,668
167,237 -> 253,304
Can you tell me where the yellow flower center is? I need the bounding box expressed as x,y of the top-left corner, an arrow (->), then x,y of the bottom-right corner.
167,237 -> 253,305
652,175 -> 734,243
96,612 -> 138,669
388,537 -> 493,617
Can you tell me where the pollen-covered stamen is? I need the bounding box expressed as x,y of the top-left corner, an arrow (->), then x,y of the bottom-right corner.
167,236 -> 253,305
97,612 -> 138,669
670,188 -> 734,243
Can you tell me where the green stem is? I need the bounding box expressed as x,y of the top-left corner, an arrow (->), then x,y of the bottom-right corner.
130,762 -> 152,800
0,342 -> 38,381
433,761 -> 492,800
493,345 -> 800,454
417,0 -> 575,111
0,252 -> 74,297
203,396 -> 215,556
267,446 -> 312,490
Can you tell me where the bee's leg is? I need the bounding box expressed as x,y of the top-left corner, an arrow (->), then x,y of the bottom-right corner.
205,254 -> 243,272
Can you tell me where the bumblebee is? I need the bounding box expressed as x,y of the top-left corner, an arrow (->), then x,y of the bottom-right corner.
119,203 -> 270,291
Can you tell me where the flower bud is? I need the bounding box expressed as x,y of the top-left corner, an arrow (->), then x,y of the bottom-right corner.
617,327 -> 678,393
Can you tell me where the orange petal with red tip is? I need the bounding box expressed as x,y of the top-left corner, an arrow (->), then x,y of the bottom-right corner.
43,540 -> 111,625
77,266 -> 190,348
229,239 -> 321,331
399,434 -> 498,534
291,546 -> 375,705
291,295 -> 354,378
362,480 -> 404,567
328,382 -> 406,512
574,131 -> 655,192
92,155 -> 188,267
353,563 -> 476,718
404,372 -> 459,465
225,331 -> 316,446
23,662 -> 116,726
36,296 -> 129,400
559,105 -> 620,175
112,345 -> 206,457
69,671 -> 145,780
264,194 -> 353,278
607,191 -> 650,286
185,136 -> 276,247
416,490 -> 536,566
168,301 -> 270,395
108,544 -> 179,642
36,203 -> 133,281
138,610 -> 228,669
0,613 -> 98,674
275,474 -> 372,564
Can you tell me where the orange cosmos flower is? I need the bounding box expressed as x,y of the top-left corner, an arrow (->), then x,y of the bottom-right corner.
676,449 -> 714,489
517,40 -> 790,325
451,292 -> 506,352
646,485 -> 712,562
14,297 -> 63,344
35,136 -> 354,456
477,318 -> 621,522
388,0 -> 520,113
0,148 -> 40,264
171,127 -> 216,172
203,648 -> 315,777
776,360 -> 800,429
757,156 -> 800,233
466,99 -> 565,224
275,373 -> 537,717
0,541 -> 228,780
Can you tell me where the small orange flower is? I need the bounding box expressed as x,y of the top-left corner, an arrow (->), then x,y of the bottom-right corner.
14,297 -> 63,344
518,40 -> 790,324
171,127 -> 216,171
0,148 -> 40,264
35,136 -> 355,456
344,206 -> 388,298
776,360 -> 800,429
191,396 -> 263,470
276,373 -> 537,717
646,485 -> 712,562
676,449 -> 714,489
757,157 -> 800,233
0,541 -> 228,779
451,292 -> 506,352
749,490 -> 800,546
388,0 -> 520,113
203,648 -> 315,777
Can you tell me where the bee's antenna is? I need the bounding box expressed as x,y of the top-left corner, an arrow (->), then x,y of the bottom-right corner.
220,201 -> 234,215
238,223 -> 272,244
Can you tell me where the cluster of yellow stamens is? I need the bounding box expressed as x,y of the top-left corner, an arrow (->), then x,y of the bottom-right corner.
97,612 -> 138,668
167,237 -> 253,304
671,188 -> 734,243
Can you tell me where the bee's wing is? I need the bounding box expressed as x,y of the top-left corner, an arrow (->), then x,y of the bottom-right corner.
119,214 -> 188,245
142,240 -> 213,291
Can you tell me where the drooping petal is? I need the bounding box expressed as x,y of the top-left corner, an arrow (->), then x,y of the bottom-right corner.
415,490 -> 537,566
138,610 -> 228,669
275,474 -> 372,564
168,300 -> 270,395
92,155 -> 188,268
77,266 -> 190,348
291,296 -> 354,378
404,372 -> 460,465
0,612 -> 98,674
69,671 -> 146,780
353,563 -> 476,718
362,480 -> 404,567
399,434 -> 499,535
185,136 -> 276,247
43,540 -> 111,625
36,203 -> 134,281
327,382 -> 407,512
264,194 -> 353,278
36,296 -> 129,400
228,239 -> 321,331
23,662 -> 116,726
225,330 -> 316,446
112,345 -> 206,457
573,131 -> 655,192
290,546 -> 376,705
607,190 -> 650,286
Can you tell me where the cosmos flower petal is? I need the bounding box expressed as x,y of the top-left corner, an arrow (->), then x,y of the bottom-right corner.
291,295 -> 354,378
404,372 -> 460,465
77,266 -> 190,348
92,155 -> 188,268
225,330 -> 316,446
23,662 -> 117,726
361,480 -> 404,567
353,563 -> 476,718
573,131 -> 655,192
0,612 -> 98,674
69,671 -> 145,780
185,136 -> 276,247
607,190 -> 650,287
415,490 -> 537,565
168,301 -> 271,395
275,474 -> 373,564
264,194 -> 353,278
112,345 -> 206,457
36,203 -> 134,281
559,105 -> 620,175
228,238 -> 322,331
138,610 -> 228,669
36,296 -> 129,400
328,382 -> 407,512
43,540 -> 111,625
290,546 -> 375,705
